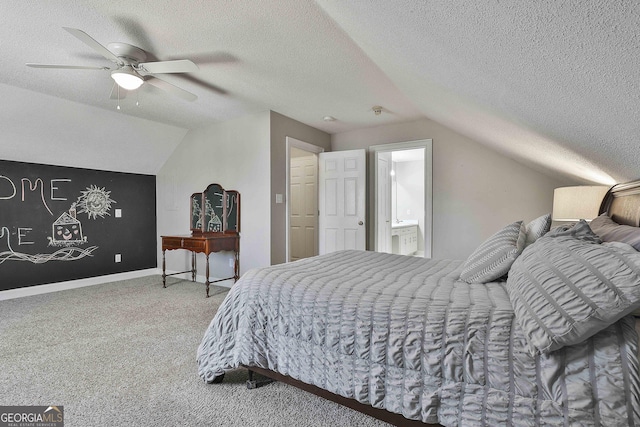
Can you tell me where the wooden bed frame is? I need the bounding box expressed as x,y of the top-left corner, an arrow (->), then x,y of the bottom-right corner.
243,365 -> 436,426
599,181 -> 640,226
241,180 -> 639,427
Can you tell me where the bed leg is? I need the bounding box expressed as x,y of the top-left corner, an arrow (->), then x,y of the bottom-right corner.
246,369 -> 275,389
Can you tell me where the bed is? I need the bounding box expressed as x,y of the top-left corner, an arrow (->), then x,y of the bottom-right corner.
197,181 -> 640,426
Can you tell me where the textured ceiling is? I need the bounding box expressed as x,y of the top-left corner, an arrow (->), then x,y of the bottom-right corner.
0,0 -> 637,182
317,0 -> 638,185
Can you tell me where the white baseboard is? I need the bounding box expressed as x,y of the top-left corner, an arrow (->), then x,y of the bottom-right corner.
0,268 -> 234,301
0,269 -> 160,301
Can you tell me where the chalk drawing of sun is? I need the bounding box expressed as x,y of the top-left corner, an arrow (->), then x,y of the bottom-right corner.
76,185 -> 116,219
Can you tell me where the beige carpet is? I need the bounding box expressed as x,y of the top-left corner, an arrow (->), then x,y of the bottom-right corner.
0,275 -> 389,426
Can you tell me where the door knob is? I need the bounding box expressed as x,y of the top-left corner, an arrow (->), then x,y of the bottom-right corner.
358,221 -> 364,226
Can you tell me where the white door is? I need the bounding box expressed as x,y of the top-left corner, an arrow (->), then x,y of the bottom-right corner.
376,152 -> 392,253
289,150 -> 318,261
318,149 -> 366,254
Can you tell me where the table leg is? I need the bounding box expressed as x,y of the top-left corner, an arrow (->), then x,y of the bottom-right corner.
205,253 -> 210,298
191,252 -> 196,282
234,251 -> 240,282
162,249 -> 167,288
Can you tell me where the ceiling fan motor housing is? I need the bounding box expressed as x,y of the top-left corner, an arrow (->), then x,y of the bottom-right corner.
107,42 -> 147,66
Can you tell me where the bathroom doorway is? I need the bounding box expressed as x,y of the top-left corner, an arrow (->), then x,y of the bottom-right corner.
371,140 -> 432,258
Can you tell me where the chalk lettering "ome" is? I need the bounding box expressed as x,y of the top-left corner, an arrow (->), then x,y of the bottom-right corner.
0,175 -> 71,216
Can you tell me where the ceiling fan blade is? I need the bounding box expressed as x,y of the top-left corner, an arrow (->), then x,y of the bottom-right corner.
138,59 -> 198,74
26,63 -> 109,70
146,77 -> 197,102
63,27 -> 122,65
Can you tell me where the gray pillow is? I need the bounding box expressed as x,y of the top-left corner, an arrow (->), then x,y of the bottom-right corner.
590,213 -> 640,251
546,219 -> 602,243
524,213 -> 551,246
507,232 -> 640,354
459,221 -> 526,284
603,241 -> 640,317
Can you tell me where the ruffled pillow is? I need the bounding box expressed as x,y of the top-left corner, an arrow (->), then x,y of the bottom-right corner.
507,222 -> 640,354
459,221 -> 526,284
524,213 -> 551,246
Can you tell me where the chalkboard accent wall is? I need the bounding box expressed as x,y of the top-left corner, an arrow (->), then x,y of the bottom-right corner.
0,159 -> 157,291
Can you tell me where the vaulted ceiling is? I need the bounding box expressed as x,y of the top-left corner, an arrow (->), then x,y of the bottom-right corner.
0,1 -> 636,183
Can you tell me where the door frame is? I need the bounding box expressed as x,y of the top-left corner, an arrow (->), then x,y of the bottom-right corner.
370,139 -> 433,258
285,136 -> 324,263
376,151 -> 392,253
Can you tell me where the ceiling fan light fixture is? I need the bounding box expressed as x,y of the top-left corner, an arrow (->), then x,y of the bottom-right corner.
111,66 -> 143,90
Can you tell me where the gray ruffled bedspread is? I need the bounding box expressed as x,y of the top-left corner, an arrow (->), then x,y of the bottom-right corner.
197,250 -> 640,426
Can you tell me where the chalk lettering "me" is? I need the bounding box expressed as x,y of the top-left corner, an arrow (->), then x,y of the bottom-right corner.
0,176 -> 71,215
0,226 -> 34,248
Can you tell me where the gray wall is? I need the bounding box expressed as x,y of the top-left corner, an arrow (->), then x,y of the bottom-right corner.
333,118 -> 573,260
270,111 -> 331,265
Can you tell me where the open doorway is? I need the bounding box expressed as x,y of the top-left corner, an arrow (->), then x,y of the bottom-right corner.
286,137 -> 323,262
371,140 -> 433,258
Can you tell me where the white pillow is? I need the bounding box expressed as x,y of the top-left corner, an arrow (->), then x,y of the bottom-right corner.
459,221 -> 527,284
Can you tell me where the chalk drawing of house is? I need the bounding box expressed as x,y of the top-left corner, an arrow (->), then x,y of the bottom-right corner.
49,207 -> 87,246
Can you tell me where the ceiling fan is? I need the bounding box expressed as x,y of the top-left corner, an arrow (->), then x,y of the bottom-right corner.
26,27 -> 199,101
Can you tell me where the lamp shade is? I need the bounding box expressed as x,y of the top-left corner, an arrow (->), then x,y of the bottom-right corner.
111,66 -> 143,90
552,186 -> 610,222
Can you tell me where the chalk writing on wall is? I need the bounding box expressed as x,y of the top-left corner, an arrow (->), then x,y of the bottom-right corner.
0,179 -> 116,263
0,176 -> 72,216
0,226 -> 98,264
0,159 -> 157,291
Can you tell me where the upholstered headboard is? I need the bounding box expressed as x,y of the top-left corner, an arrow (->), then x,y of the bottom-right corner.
599,181 -> 640,226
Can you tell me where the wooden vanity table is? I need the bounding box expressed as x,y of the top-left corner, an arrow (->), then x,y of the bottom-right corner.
161,183 -> 240,297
